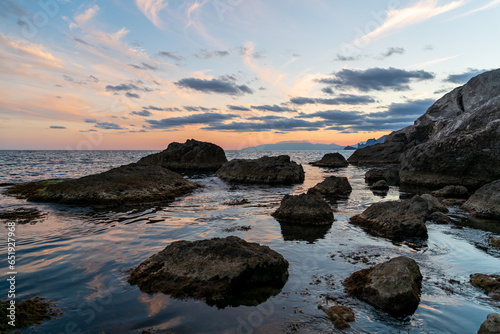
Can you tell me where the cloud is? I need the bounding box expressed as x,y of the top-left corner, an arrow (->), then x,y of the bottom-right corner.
158,51 -> 185,61
0,34 -> 64,68
290,94 -> 376,105
453,0 -> 500,19
88,75 -> 99,83
84,118 -> 97,123
136,0 -> 168,28
95,122 -> 123,130
333,54 -> 363,61
105,83 -> 152,93
202,118 -> 323,132
379,47 -> 405,59
50,126 -> 67,129
175,77 -> 254,95
129,62 -> 158,71
126,92 -> 141,99
143,105 -> 182,112
227,105 -> 251,111
131,110 -> 152,116
444,68 -> 488,84
322,87 -> 334,95
317,68 -> 434,92
0,1 -> 29,18
251,105 -> 297,112
146,112 -> 238,129
194,49 -> 230,59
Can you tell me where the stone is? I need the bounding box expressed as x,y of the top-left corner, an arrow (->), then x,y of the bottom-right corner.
478,313 -> 500,334
310,153 -> 348,168
216,155 -> 304,185
427,211 -> 451,224
462,180 -> 500,219
138,139 -> 227,172
343,256 -> 422,317
272,189 -> 334,224
365,165 -> 400,186
470,274 -> 500,301
318,300 -> 355,329
370,180 -> 389,191
128,236 -> 289,308
7,163 -> 198,207
432,185 -> 469,198
312,176 -> 352,198
491,237 -> 500,248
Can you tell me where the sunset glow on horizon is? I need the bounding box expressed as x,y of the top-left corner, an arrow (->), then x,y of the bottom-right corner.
1,0 -> 499,150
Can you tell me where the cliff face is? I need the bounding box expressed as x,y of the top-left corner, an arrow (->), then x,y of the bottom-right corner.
348,69 -> 500,190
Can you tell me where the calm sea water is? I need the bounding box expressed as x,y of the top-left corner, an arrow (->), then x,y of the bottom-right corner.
0,150 -> 499,333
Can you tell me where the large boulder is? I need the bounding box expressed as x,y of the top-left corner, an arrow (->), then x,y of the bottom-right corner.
462,180 -> 500,219
310,153 -> 348,168
312,176 -> 352,198
478,313 -> 500,334
6,163 -> 198,207
138,139 -> 227,172
216,155 -> 304,185
349,195 -> 447,241
432,185 -> 469,198
470,274 -> 500,300
348,132 -> 406,165
365,165 -> 400,186
343,256 -> 422,317
128,236 -> 289,308
272,189 -> 333,224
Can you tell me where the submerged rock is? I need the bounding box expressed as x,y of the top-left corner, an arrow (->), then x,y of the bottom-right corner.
272,189 -> 334,224
0,296 -> 61,332
312,176 -> 352,198
343,256 -> 422,317
318,300 -> 355,329
7,163 -> 198,207
462,180 -> 500,219
128,236 -> 289,308
0,207 -> 46,224
138,139 -> 227,172
365,165 -> 400,186
370,180 -> 389,191
432,185 -> 469,198
216,155 -> 304,185
470,273 -> 500,300
310,153 -> 348,168
478,313 -> 500,334
279,223 -> 332,243
349,195 -> 447,241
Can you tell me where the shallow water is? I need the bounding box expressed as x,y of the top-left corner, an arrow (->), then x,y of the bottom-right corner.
0,150 -> 499,333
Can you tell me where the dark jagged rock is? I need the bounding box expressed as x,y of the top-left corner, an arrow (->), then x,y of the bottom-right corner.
432,185 -> 469,198
138,139 -> 227,172
216,155 -> 304,185
470,274 -> 500,300
318,300 -> 355,329
310,153 -> 348,168
272,189 -> 333,224
462,180 -> 500,219
478,313 -> 500,334
343,256 -> 422,317
128,236 -> 289,308
370,180 -> 389,191
349,195 -> 447,241
427,211 -> 451,224
348,132 -> 405,165
7,163 -> 198,207
364,165 -> 400,186
0,296 -> 61,333
312,176 -> 352,198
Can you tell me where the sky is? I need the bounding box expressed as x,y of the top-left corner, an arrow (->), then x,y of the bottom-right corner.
0,0 -> 499,150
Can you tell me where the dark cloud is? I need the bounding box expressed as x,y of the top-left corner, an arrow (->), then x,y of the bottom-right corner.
72,37 -> 91,46
290,94 -> 375,105
158,51 -> 185,62
251,104 -> 297,112
50,126 -> 66,129
322,87 -> 334,95
63,75 -> 73,82
246,115 -> 284,121
227,105 -> 251,111
142,105 -> 182,112
182,106 -> 219,112
95,122 -> 123,130
175,77 -> 253,95
238,46 -> 264,59
126,92 -> 140,99
444,68 -> 488,84
131,110 -> 152,117
84,118 -> 97,123
88,75 -> 99,83
129,63 -> 158,71
317,67 -> 435,92
333,54 -> 363,61
379,47 -> 405,59
146,112 -> 238,129
106,83 -> 151,93
202,118 -> 323,132
194,49 -> 230,59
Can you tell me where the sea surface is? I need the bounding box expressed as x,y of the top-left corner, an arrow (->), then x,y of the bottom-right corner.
0,150 -> 499,333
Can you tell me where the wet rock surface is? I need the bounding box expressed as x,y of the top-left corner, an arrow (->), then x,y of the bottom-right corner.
216,155 -> 305,185
312,176 -> 352,198
0,296 -> 61,333
478,313 -> 500,334
370,180 -> 389,191
138,139 -> 227,172
462,180 -> 500,219
0,207 -> 47,224
343,256 -> 422,317
272,189 -> 334,224
128,236 -> 289,308
432,185 -> 469,198
470,273 -> 500,300
318,300 -> 355,329
365,165 -> 400,186
310,153 -> 348,168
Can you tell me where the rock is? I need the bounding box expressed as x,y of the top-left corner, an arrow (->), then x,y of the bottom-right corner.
432,185 -> 469,198
318,300 -> 355,329
344,146 -> 356,150
7,163 -> 198,207
462,180 -> 500,219
349,195 -> 446,241
427,211 -> 451,224
138,139 -> 227,172
128,236 -> 289,308
343,256 -> 422,317
0,296 -> 61,332
365,165 -> 400,186
0,208 -> 46,224
347,132 -> 405,165
310,153 -> 348,168
491,237 -> 500,248
279,223 -> 332,243
470,274 -> 500,300
216,155 -> 304,185
478,313 -> 500,334
312,176 -> 352,198
370,180 -> 389,191
272,189 -> 333,224
421,193 -> 449,213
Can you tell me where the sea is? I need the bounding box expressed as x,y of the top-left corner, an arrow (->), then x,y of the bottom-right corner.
0,150 -> 499,333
